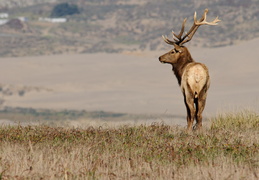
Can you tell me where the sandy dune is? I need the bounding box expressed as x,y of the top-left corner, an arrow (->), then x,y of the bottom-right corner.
0,38 -> 258,125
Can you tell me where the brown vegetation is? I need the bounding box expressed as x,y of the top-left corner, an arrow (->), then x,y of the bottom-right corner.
0,111 -> 258,179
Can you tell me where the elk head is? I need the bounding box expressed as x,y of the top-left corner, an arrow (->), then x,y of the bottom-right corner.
159,44 -> 190,65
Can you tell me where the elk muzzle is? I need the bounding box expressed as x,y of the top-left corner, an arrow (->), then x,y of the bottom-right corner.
159,56 -> 166,64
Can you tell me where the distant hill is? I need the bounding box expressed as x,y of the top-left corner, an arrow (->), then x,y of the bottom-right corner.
0,0 -> 258,57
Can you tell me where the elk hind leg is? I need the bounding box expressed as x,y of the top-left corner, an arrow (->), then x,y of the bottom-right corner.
194,96 -> 207,130
184,93 -> 195,131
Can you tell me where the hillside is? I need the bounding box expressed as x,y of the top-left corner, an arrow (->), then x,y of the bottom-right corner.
0,0 -> 258,56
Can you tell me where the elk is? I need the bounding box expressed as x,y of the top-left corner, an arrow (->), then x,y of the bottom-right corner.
159,9 -> 220,131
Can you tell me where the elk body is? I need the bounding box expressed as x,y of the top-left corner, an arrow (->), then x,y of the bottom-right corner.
159,9 -> 220,131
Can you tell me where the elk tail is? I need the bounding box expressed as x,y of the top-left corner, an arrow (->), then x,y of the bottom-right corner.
195,91 -> 198,98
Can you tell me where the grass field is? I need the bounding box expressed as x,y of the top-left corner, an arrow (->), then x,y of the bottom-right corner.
0,110 -> 258,179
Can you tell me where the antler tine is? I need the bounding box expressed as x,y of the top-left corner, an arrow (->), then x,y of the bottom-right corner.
179,26 -> 199,45
194,9 -> 221,26
171,31 -> 180,42
172,18 -> 187,40
162,18 -> 187,45
162,35 -> 175,45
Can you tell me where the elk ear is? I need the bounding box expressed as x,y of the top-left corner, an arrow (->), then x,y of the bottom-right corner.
173,43 -> 182,53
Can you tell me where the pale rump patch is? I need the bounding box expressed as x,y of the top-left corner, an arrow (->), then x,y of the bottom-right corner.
181,63 -> 209,98
194,67 -> 204,83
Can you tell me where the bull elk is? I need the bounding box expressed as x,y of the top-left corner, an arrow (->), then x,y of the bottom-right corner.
159,9 -> 220,131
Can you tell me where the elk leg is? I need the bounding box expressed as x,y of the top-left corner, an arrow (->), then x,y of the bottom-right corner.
184,93 -> 195,131
195,98 -> 206,130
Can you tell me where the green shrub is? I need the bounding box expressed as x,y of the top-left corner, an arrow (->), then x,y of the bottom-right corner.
51,3 -> 80,17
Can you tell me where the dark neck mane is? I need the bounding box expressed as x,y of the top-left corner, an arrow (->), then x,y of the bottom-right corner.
172,48 -> 194,85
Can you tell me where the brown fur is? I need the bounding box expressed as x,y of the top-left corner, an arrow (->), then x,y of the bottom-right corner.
159,46 -> 210,131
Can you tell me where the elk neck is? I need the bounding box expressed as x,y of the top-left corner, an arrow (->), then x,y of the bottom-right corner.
172,48 -> 194,85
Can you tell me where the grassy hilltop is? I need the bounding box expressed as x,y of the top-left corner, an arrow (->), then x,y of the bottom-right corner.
0,110 -> 258,179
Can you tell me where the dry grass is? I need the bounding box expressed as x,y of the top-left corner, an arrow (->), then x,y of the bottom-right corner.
0,111 -> 258,179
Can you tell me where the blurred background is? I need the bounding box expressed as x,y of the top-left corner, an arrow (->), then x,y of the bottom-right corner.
0,0 -> 258,126
0,0 -> 258,57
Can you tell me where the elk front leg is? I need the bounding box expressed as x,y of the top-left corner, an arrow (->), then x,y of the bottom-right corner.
184,93 -> 195,131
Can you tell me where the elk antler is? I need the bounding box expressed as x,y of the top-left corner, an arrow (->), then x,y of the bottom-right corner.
162,9 -> 220,46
